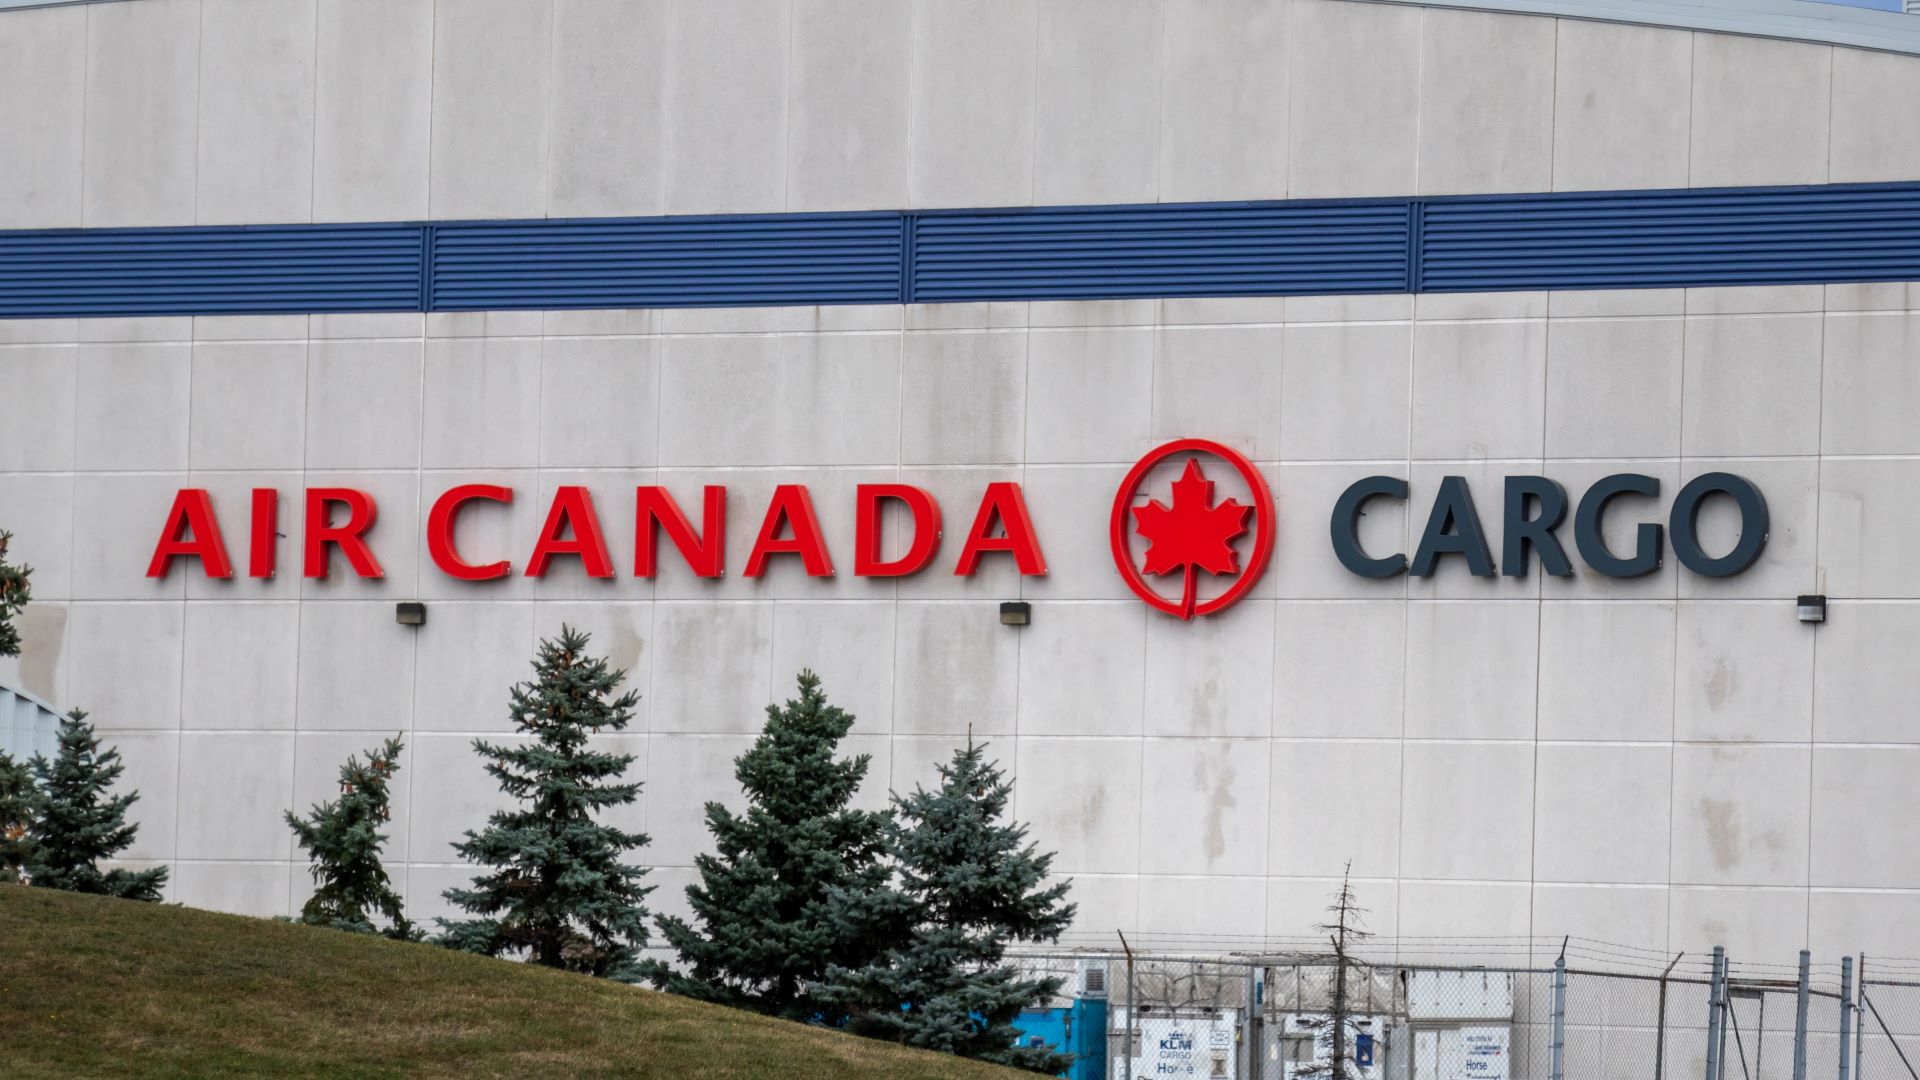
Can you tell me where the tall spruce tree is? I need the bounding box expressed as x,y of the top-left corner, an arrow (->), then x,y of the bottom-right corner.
27,710 -> 167,901
438,626 -> 654,981
644,671 -> 892,1023
0,530 -> 31,659
287,736 -> 415,939
0,751 -> 37,884
821,740 -> 1075,1073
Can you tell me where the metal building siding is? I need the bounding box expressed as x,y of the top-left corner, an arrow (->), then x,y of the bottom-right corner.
0,683 -> 61,762
428,213 -> 905,311
908,203 -> 1413,302
0,224 -> 425,318
1420,185 -> 1920,291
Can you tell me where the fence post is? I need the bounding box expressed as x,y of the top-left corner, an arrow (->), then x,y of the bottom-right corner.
1553,952 -> 1567,1080
1706,946 -> 1726,1080
1856,954 -> 1868,1080
1840,956 -> 1854,1080
1793,949 -> 1811,1080
1655,952 -> 1685,1080
1119,931 -> 1136,1080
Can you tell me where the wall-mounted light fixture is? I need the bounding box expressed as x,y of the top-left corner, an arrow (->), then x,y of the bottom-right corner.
396,601 -> 427,627
999,601 -> 1031,627
1796,595 -> 1826,624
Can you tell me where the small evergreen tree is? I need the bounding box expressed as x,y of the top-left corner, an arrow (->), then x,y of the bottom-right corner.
821,741 -> 1076,1073
438,626 -> 653,981
287,736 -> 415,939
0,530 -> 31,659
27,710 -> 167,901
0,751 -> 38,883
644,671 -> 893,1023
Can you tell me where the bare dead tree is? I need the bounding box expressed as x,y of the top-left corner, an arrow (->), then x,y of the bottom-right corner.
1298,862 -> 1373,1079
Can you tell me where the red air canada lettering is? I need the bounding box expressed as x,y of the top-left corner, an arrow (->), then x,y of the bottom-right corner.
145,483 -> 1049,582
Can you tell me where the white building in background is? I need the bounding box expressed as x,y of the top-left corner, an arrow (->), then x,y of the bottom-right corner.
3,0 -> 1920,963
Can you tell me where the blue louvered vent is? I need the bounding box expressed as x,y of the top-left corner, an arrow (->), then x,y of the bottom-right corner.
0,224 -> 424,317
429,213 -> 904,310
910,203 -> 1412,302
1422,186 -> 1920,291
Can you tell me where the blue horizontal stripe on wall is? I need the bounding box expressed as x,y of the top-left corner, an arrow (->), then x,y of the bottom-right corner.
3,181 -> 1920,318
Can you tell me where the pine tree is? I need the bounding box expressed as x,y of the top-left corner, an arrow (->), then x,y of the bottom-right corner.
286,736 -> 415,939
438,626 -> 653,981
644,670 -> 893,1023
820,740 -> 1076,1073
0,751 -> 38,884
27,710 -> 167,901
0,530 -> 31,659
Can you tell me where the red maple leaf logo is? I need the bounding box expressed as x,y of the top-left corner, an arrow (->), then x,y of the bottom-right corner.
1132,458 -> 1252,619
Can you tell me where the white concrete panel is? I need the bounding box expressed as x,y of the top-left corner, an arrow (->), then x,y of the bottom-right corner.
1030,300 -> 1159,330
642,733 -> 754,866
177,732 -> 296,860
1274,601 -> 1406,740
1830,47 -> 1920,184
1690,35 -> 1831,189
1819,458 -> 1920,599
1287,0 -> 1421,199
1551,21 -> 1691,192
291,729 -> 415,864
75,344 -> 191,471
892,602 -> 1020,737
1532,885 -> 1669,954
1400,742 -> 1535,882
1677,458 -> 1818,601
1810,890 -> 1920,961
0,346 -> 76,472
663,0 -> 789,214
772,334 -> 902,467
1685,284 -> 1825,316
1267,876 -> 1399,941
1680,315 -> 1823,457
547,0 -> 667,218
429,0 -> 552,220
297,470 -> 422,600
1811,747 -> 1920,890
1670,745 -> 1810,888
412,602 -> 534,733
66,602 -> 184,731
1813,603 -> 1920,744
899,331 -> 1027,466
1015,602 -> 1146,738
657,334 -> 782,468
195,0 -> 316,225
1136,738 -> 1269,877
888,733 -> 983,796
82,0 -> 199,227
0,475 -> 73,603
1674,602 -> 1814,743
1013,737 -> 1143,875
1279,323 -> 1410,463
1404,602 -> 1540,741
1025,328 -> 1155,464
530,601 -> 651,704
406,731 -> 521,864
1267,464 -> 1410,602
538,336 -> 659,468
1056,872 -> 1139,943
69,474 -> 189,601
1534,744 -> 1672,884
1822,313 -> 1920,455
304,340 -> 424,470
1138,875 -> 1266,944
1537,601 -> 1676,743
421,338 -> 543,469
1270,740 -> 1401,880
181,602 -> 299,730
295,601 -> 415,732
770,602 -> 895,737
1540,461 -> 1681,601
1669,886 -> 1808,955
106,730 -> 178,861
1545,318 -> 1684,459
1158,0 -> 1289,203
0,6 -> 84,228
77,317 -> 193,345
1411,320 -> 1548,461
1395,881 -> 1534,950
173,861 -> 291,918
1144,599 -> 1275,740
1018,464 -> 1134,601
1032,0 -> 1160,205
1154,326 -> 1285,462
1547,289 -> 1687,319
189,342 -> 307,471
1416,10 -> 1555,195
649,603 -> 773,734
0,602 -> 69,706
313,0 -> 433,221
908,0 -> 1035,208
787,0 -> 909,212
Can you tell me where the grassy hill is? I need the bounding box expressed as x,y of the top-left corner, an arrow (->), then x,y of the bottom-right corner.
0,887 -> 1027,1080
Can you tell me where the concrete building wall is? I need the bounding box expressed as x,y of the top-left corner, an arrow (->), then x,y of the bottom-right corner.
3,0 -> 1920,961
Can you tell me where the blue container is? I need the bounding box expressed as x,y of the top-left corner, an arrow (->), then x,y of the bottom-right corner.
1013,999 -> 1109,1080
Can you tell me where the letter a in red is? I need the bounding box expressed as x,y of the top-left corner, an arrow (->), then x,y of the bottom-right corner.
147,489 -> 234,579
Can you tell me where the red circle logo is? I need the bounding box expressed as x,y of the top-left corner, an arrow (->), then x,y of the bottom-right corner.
1109,439 -> 1276,620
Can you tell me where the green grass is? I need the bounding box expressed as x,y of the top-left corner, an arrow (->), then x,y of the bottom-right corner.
0,886 -> 1027,1080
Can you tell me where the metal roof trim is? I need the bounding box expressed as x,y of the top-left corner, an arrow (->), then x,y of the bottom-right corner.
1359,0 -> 1920,56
